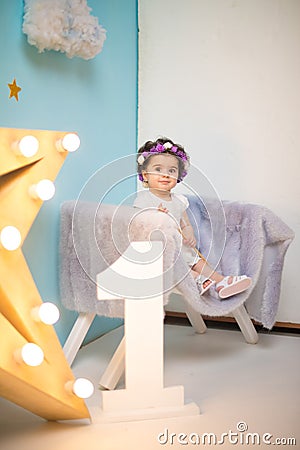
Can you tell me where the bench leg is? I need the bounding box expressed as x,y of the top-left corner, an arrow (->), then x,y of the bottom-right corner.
233,304 -> 258,344
63,312 -> 96,365
99,336 -> 125,390
185,304 -> 207,334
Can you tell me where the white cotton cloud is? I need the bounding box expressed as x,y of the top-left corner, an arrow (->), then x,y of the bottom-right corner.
23,0 -> 106,60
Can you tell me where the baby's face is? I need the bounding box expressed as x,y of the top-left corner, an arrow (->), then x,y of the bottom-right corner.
142,154 -> 179,192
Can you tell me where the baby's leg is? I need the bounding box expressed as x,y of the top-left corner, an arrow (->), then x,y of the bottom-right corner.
192,259 -> 223,284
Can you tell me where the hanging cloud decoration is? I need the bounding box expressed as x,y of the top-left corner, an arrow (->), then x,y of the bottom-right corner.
23,0 -> 106,60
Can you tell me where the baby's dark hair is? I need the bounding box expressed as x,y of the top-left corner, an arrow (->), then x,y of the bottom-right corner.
137,137 -> 189,183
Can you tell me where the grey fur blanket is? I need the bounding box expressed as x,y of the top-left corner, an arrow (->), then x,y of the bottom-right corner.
59,197 -> 294,329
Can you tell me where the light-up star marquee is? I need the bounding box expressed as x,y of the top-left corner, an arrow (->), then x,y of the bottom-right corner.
0,127 -> 90,421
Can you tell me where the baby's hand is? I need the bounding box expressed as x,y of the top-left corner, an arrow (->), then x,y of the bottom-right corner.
182,226 -> 196,247
158,203 -> 169,214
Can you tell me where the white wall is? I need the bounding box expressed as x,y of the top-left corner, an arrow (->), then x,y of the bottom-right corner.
138,0 -> 300,323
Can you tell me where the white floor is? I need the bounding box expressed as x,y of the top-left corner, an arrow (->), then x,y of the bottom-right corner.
0,324 -> 299,449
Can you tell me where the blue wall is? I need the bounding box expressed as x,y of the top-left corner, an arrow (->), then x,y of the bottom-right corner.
0,0 -> 138,344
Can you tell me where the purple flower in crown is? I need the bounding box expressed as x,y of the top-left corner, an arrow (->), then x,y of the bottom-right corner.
171,146 -> 178,153
156,143 -> 165,152
177,150 -> 187,161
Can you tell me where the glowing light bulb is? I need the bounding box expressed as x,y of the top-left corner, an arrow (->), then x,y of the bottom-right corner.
31,302 -> 60,325
65,378 -> 94,399
13,135 -> 39,157
0,226 -> 22,251
29,179 -> 55,201
15,343 -> 44,367
57,133 -> 80,152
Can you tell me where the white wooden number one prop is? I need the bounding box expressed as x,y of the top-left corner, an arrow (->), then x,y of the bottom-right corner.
96,240 -> 200,422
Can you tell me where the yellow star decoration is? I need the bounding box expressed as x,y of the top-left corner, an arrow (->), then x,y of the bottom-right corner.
8,78 -> 22,101
0,127 -> 90,421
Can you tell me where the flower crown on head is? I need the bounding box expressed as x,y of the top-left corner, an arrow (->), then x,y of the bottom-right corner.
137,141 -> 189,183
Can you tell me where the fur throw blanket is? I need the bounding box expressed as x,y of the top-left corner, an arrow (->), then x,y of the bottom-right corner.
59,198 -> 294,329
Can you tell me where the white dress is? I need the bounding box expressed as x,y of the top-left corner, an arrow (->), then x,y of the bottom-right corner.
133,190 -> 200,267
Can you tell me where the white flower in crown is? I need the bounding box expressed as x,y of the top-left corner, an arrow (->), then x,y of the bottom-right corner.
137,154 -> 145,164
163,142 -> 173,150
